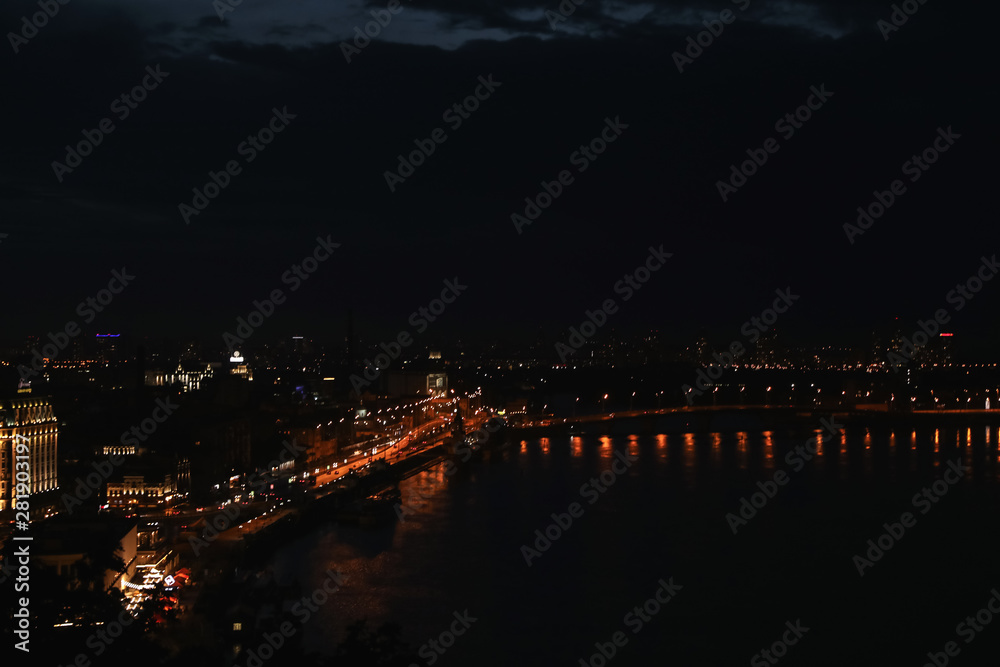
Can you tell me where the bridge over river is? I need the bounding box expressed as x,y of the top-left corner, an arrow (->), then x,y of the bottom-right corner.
513,404 -> 1000,436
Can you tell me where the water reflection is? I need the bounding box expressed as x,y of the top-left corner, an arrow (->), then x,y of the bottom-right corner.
762,431 -> 774,470
599,436 -> 612,458
273,418 -> 1000,657
628,435 -> 640,460
556,422 -> 1000,479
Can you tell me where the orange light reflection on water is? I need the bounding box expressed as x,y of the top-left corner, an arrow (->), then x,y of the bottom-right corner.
762,431 -> 774,469
737,432 -> 748,469
656,434 -> 667,462
628,435 -> 640,460
600,436 -> 612,458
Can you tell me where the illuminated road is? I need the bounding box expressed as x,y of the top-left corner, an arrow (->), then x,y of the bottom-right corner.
310,416 -> 450,488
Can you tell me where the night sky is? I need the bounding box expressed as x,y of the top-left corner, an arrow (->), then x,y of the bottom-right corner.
1,0 -> 995,351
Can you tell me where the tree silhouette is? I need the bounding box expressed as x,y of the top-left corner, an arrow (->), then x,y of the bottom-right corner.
74,529 -> 127,593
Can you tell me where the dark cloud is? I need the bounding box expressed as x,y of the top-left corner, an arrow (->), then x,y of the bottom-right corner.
0,0 -> 994,351
195,16 -> 227,30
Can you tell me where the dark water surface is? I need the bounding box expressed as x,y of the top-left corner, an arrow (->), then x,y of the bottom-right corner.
268,420 -> 1000,666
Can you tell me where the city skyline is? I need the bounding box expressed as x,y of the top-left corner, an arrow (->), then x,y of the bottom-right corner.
2,0 -> 999,664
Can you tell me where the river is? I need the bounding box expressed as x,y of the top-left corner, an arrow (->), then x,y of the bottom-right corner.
265,418 -> 1000,666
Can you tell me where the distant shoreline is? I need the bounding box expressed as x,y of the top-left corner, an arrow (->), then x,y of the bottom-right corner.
512,405 -> 1000,436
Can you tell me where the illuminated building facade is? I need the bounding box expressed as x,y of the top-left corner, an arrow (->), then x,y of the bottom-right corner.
145,362 -> 217,392
0,397 -> 59,512
229,350 -> 253,380
106,474 -> 177,510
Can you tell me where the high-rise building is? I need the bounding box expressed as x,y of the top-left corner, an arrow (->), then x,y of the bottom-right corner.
94,333 -> 121,364
0,397 -> 59,511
